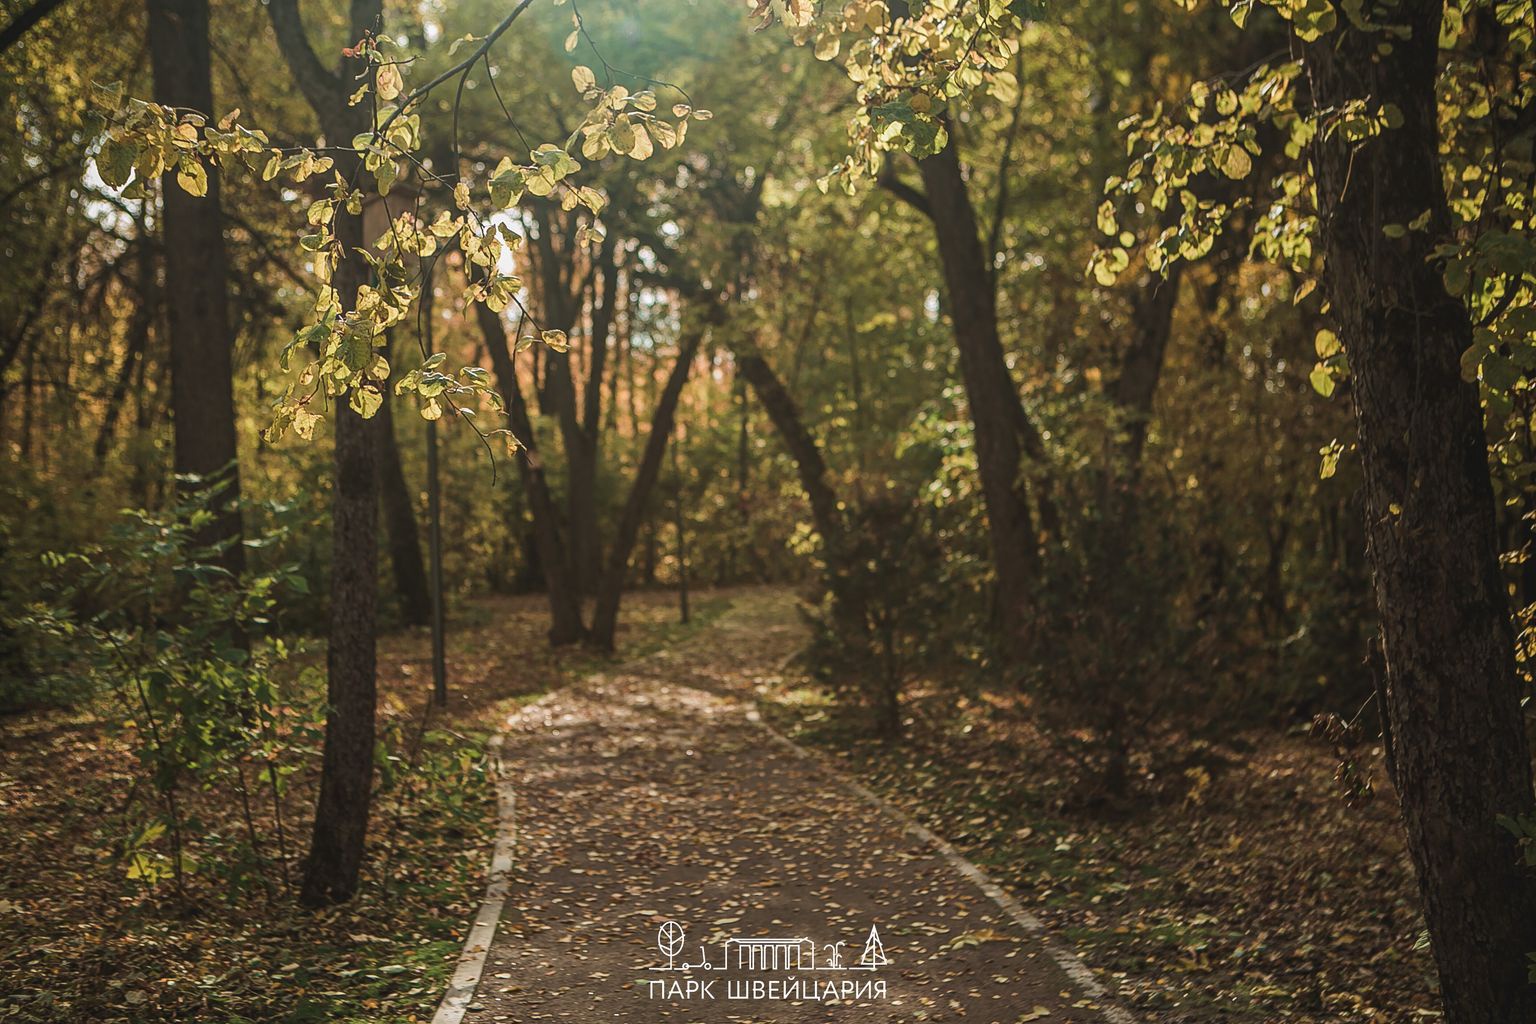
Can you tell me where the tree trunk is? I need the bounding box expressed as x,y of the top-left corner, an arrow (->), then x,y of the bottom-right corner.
917,137 -> 1045,655
377,378 -> 431,626
735,347 -> 843,548
1310,4 -> 1536,1018
1109,264 -> 1183,470
734,343 -> 868,644
589,327 -> 704,651
268,0 -> 383,906
147,0 -> 244,574
476,302 -> 586,643
95,231 -> 155,466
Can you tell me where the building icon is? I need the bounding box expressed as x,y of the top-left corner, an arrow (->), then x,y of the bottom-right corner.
724,936 -> 816,971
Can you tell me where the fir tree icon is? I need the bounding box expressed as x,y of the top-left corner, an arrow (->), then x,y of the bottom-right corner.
858,924 -> 888,968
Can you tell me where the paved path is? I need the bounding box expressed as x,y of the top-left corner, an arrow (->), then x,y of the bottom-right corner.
465,591 -> 1127,1023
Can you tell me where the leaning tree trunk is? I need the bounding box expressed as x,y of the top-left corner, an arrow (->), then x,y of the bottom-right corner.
146,0 -> 244,574
917,136 -> 1046,656
588,327 -> 704,652
1310,3 -> 1536,1019
732,342 -> 868,643
476,302 -> 586,644
378,378 -> 431,627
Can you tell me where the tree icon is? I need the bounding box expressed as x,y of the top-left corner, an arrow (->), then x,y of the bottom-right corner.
658,920 -> 686,969
859,925 -> 887,968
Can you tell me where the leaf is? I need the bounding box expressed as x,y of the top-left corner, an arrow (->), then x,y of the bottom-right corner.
1309,364 -> 1336,397
542,330 -> 570,353
572,65 -> 597,94
376,63 -> 403,102
176,158 -> 208,197
1314,329 -> 1341,359
1219,145 -> 1252,180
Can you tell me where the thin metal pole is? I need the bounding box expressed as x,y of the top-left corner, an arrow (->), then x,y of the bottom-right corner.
671,427 -> 689,624
426,411 -> 447,707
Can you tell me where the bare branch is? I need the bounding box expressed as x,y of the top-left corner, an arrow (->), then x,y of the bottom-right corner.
0,0 -> 71,56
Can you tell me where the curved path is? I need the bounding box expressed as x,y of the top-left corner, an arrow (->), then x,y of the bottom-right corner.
442,590 -> 1132,1024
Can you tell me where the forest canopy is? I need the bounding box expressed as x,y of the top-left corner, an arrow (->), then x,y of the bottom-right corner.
3,0 -> 1536,1021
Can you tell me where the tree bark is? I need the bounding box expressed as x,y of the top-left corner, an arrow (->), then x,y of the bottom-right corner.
1109,264 -> 1183,470
268,0 -> 383,906
95,232 -> 155,465
476,302 -> 586,644
733,342 -> 870,644
916,136 -> 1046,655
378,377 -> 431,626
1310,4 -> 1536,1018
734,346 -> 843,551
147,0 -> 244,574
588,326 -> 704,651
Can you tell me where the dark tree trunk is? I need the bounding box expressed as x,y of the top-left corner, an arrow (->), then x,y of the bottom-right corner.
1310,4 -> 1536,1019
568,233 -> 620,596
268,0 -> 383,906
95,232 -> 155,465
147,0 -> 244,574
378,378 -> 431,626
1109,264 -> 1183,470
589,327 -> 704,651
476,302 -> 586,644
916,136 -> 1047,655
735,347 -> 843,548
734,343 -> 867,643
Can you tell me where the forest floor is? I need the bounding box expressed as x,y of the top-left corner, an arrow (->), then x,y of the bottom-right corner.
759,620 -> 1437,1021
0,588 -> 728,1024
476,587 -> 1127,1023
1,586 -> 1434,1024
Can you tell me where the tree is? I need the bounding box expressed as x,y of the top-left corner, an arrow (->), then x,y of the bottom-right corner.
1103,0 -> 1536,1014
266,0 -> 384,906
898,133 -> 1051,655
1307,3 -> 1536,1016
378,374 -> 431,627
146,0 -> 244,575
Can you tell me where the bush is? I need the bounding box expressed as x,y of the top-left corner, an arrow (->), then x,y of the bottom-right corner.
5,480 -> 321,900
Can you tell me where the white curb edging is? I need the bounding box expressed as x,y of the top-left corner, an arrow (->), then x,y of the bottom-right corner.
430,688 -> 564,1024
751,711 -> 1138,1024
430,657 -> 1134,1024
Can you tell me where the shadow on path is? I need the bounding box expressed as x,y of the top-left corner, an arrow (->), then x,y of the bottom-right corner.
469,589 -> 1125,1023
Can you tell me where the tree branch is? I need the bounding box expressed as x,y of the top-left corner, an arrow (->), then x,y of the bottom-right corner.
265,0 -> 342,118
0,0 -> 71,56
879,164 -> 932,220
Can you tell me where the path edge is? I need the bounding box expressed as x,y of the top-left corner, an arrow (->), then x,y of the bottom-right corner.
750,708 -> 1139,1024
430,689 -> 561,1024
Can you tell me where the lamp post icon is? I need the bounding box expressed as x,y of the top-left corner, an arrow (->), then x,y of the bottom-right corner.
658,920 -> 685,970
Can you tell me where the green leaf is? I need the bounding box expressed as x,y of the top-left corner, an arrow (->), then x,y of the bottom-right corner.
349,387 -> 383,419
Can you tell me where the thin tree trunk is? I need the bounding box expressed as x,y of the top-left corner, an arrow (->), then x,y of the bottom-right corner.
916,136 -> 1046,656
1109,264 -> 1183,470
1310,4 -> 1536,1018
588,326 -> 704,651
95,232 -> 155,465
476,302 -> 586,643
377,372 -> 431,626
268,0 -> 383,906
733,342 -> 867,643
147,0 -> 244,573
